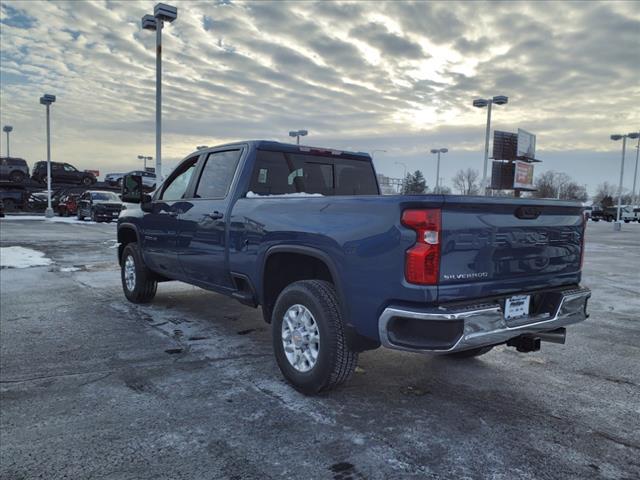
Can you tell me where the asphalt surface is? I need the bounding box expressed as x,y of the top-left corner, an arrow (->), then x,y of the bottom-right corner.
1,217 -> 639,480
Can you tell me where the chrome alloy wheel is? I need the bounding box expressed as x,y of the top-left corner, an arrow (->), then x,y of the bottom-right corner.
124,255 -> 136,291
281,304 -> 320,372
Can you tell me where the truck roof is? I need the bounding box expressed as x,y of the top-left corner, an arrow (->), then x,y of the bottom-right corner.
189,140 -> 372,160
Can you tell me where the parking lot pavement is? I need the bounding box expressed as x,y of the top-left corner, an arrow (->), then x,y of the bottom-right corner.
1,218 -> 639,480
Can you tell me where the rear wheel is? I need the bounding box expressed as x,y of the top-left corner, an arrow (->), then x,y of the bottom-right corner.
121,243 -> 157,303
82,176 -> 93,186
444,346 -> 494,359
272,280 -> 358,394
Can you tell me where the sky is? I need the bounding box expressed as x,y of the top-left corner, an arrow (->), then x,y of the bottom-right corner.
0,0 -> 639,194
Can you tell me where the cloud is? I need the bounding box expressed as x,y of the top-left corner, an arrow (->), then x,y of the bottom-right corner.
0,0 -> 638,193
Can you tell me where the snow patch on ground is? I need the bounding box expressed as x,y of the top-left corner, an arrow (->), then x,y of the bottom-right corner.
246,191 -> 324,198
0,246 -> 53,269
60,266 -> 81,272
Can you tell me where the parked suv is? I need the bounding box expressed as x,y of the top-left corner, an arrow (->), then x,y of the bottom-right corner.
32,161 -> 96,186
0,157 -> 29,183
77,190 -> 122,222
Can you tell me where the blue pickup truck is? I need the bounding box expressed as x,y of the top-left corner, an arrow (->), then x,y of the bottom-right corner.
117,141 -> 590,394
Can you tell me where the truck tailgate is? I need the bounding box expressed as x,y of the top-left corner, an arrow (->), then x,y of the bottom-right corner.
438,196 -> 585,303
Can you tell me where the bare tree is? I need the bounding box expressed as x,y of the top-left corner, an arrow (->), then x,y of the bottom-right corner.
452,168 -> 480,195
593,181 -> 618,206
533,171 -> 587,201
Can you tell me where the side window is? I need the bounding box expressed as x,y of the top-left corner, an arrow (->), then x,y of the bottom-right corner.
52,164 -> 62,171
160,158 -> 197,201
194,150 -> 241,199
63,164 -> 76,172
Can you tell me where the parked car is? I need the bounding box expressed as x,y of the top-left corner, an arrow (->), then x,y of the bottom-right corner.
0,199 -> 5,217
77,190 -> 122,222
117,141 -> 591,394
0,187 -> 29,211
0,157 -> 30,183
119,170 -> 156,190
32,161 -> 96,186
56,194 -> 80,217
105,172 -> 126,186
590,206 -> 604,221
633,207 -> 640,222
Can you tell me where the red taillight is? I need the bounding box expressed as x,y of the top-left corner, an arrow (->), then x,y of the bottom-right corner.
401,209 -> 441,285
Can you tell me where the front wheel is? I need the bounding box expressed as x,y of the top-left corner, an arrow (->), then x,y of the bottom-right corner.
121,243 -> 157,303
272,280 -> 358,394
82,176 -> 93,186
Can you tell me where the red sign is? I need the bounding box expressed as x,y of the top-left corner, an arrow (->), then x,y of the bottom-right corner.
85,170 -> 100,178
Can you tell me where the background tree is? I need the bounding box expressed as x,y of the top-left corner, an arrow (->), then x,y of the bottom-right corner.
402,170 -> 427,194
532,170 -> 587,201
592,181 -> 630,206
452,168 -> 480,195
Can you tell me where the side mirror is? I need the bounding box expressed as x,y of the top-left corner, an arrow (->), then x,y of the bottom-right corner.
140,194 -> 154,212
122,175 -> 143,203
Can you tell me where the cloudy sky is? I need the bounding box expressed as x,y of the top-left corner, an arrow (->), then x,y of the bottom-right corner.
0,0 -> 638,193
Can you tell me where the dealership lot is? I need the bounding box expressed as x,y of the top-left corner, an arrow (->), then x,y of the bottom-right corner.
1,218 -> 638,479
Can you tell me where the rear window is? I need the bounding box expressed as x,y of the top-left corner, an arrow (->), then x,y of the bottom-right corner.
249,150 -> 378,196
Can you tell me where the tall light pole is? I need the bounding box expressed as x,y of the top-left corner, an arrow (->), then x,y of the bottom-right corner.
39,94 -> 56,218
610,132 -> 640,230
3,126 -> 13,157
137,155 -> 152,170
141,3 -> 178,184
631,135 -> 640,206
430,148 -> 448,193
473,95 -> 508,193
289,129 -> 308,145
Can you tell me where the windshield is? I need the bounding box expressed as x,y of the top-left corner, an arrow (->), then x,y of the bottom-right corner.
91,192 -> 120,202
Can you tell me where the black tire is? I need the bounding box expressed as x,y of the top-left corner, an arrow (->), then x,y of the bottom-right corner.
271,280 -> 358,394
9,171 -> 25,183
77,210 -> 84,221
82,176 -> 93,186
91,210 -> 99,222
121,243 -> 157,304
444,346 -> 494,359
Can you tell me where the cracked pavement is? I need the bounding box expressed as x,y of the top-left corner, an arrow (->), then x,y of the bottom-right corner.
1,219 -> 639,479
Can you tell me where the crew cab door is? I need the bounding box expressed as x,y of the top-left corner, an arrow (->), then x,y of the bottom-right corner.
177,148 -> 243,290
139,155 -> 199,277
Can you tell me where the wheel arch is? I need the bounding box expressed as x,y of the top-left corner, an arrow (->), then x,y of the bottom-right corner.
260,245 -> 378,353
117,223 -> 140,265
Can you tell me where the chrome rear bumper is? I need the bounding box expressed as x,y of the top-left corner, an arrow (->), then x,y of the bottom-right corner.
378,287 -> 591,353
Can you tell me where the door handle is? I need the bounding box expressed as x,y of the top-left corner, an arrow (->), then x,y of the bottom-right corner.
206,211 -> 223,220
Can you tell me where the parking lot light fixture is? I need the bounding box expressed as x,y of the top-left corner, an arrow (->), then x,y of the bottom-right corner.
473,95 -> 508,193
3,126 -> 13,157
610,132 -> 639,230
39,94 -> 56,218
289,129 -> 308,145
141,3 -> 178,185
430,148 -> 448,193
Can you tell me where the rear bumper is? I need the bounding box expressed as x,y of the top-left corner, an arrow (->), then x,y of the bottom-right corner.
378,286 -> 590,353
